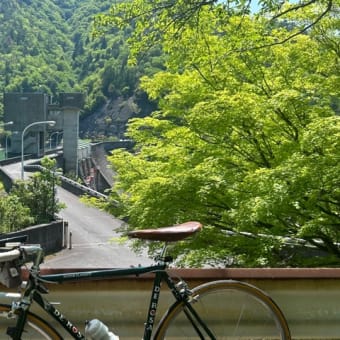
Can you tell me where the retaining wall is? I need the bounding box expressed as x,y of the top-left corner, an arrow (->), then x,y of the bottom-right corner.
0,220 -> 66,254
4,268 -> 340,339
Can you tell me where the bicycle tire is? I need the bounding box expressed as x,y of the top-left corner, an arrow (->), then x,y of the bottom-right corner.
154,280 -> 291,339
0,303 -> 62,339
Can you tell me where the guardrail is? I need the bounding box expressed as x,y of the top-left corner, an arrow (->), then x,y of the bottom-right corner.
24,164 -> 110,200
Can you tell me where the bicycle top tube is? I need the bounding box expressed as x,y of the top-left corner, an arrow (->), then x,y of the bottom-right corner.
40,263 -> 167,283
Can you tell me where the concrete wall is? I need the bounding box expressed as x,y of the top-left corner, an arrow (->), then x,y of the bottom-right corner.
4,93 -> 48,131
4,93 -> 50,156
3,268 -> 340,339
63,108 -> 79,174
0,165 -> 13,192
0,220 -> 66,254
89,141 -> 135,192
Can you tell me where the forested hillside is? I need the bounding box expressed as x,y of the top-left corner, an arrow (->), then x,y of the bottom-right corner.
0,0 -> 161,138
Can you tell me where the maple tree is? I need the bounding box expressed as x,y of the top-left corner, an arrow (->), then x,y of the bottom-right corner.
97,0 -> 340,266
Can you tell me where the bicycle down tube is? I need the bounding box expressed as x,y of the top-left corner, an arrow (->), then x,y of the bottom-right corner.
19,264 -> 167,339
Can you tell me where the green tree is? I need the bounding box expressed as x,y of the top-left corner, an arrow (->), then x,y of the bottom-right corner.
0,190 -> 33,233
10,158 -> 64,225
99,2 -> 339,267
94,0 -> 335,64
0,0 -> 76,97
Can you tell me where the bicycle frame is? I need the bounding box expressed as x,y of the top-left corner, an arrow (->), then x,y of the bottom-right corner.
9,262 -> 194,340
1,223 -> 291,340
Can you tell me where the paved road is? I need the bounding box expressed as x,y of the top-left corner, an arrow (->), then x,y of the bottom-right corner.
2,161 -> 152,268
43,187 -> 152,268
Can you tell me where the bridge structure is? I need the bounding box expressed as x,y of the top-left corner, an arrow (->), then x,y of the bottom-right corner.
3,92 -> 84,176
1,91 -> 138,194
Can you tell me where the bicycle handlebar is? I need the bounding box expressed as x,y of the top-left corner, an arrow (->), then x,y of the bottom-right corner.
0,249 -> 21,262
0,244 -> 43,265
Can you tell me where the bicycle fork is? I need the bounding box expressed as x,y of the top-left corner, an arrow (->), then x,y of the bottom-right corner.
164,274 -> 217,340
6,300 -> 31,339
181,301 -> 217,340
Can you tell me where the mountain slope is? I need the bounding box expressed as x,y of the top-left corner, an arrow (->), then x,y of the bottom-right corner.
0,0 -> 76,95
0,0 -> 161,139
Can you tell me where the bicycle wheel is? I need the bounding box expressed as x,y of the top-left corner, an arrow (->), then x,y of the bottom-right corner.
155,280 -> 291,340
0,303 -> 62,339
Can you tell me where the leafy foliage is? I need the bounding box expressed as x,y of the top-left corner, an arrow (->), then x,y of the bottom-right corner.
94,0 -> 335,63
100,1 -> 339,267
0,191 -> 34,233
0,0 -> 76,96
2,158 -> 65,231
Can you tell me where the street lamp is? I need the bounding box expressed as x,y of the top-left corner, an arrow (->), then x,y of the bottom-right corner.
21,120 -> 56,180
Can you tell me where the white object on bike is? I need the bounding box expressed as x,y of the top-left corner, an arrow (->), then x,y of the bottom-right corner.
0,249 -> 20,262
85,319 -> 119,340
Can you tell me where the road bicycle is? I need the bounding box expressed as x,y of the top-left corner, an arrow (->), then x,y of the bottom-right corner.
0,221 -> 291,339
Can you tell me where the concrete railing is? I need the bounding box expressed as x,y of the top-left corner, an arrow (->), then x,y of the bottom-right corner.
0,220 -> 66,254
1,268 -> 338,339
23,163 -> 109,200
